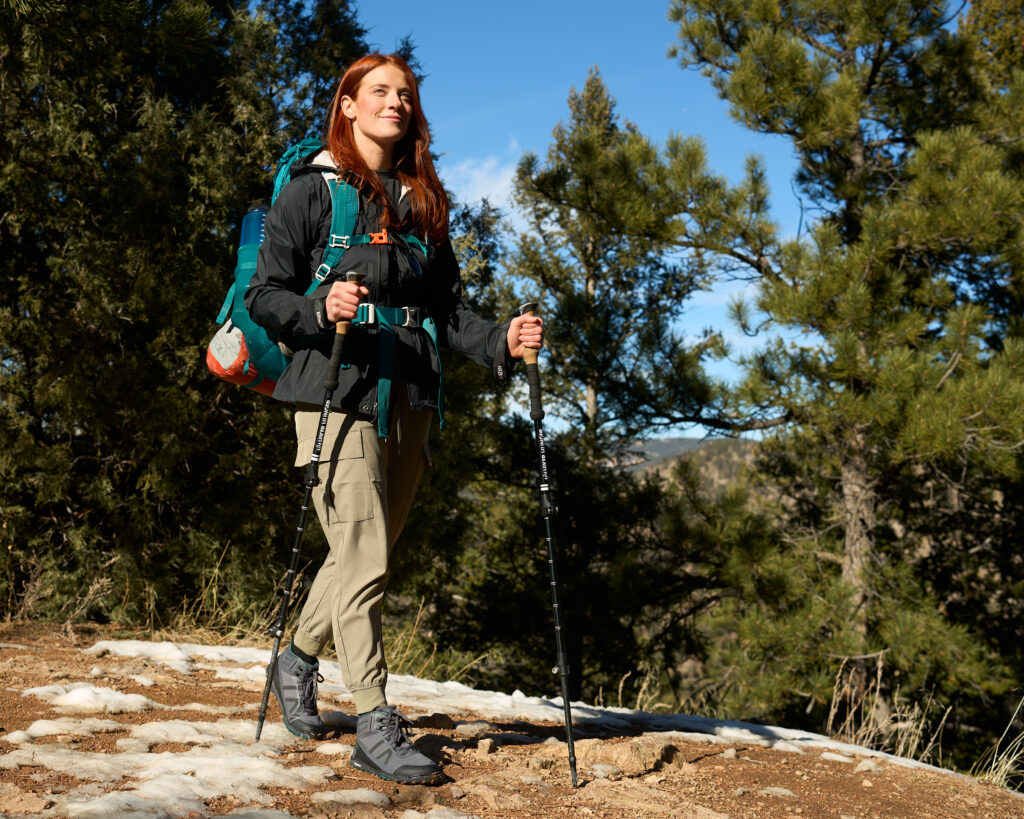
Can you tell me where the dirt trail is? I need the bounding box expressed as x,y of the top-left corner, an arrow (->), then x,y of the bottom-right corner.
0,624 -> 1020,818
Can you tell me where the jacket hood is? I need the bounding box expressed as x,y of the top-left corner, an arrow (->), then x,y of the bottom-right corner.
291,146 -> 340,177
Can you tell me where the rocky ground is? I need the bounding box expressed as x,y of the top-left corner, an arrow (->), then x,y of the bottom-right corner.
0,623 -> 1021,818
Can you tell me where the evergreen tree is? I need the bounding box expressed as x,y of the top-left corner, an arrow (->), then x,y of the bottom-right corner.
965,0 -> 1024,90
666,0 -> 1024,759
0,0 -> 368,624
418,74 -> 759,704
509,69 -> 736,453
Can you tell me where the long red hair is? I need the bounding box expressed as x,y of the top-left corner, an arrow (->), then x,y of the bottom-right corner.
324,54 -> 449,241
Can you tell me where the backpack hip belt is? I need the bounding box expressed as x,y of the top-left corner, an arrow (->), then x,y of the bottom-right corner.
345,303 -> 445,439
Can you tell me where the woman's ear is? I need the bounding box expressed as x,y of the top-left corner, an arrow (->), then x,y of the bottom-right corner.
339,95 -> 357,120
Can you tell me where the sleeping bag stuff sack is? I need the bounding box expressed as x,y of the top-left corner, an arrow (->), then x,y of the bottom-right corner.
205,202 -> 284,396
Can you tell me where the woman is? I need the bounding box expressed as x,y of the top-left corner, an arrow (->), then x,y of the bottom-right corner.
245,53 -> 543,785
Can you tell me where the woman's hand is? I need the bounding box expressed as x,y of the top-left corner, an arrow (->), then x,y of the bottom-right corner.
507,314 -> 544,359
325,280 -> 370,322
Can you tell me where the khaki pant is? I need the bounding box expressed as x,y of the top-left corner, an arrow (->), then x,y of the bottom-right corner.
290,386 -> 431,714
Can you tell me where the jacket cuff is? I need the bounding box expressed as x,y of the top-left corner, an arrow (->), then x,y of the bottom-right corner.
311,296 -> 334,332
493,318 -> 518,382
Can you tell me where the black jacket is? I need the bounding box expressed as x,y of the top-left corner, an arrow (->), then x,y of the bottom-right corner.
245,149 -> 514,419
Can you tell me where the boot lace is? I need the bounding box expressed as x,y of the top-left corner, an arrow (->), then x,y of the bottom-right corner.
377,707 -> 415,752
298,667 -> 324,716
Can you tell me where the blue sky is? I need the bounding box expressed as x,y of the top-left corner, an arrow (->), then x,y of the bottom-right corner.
358,1 -> 801,224
357,0 -> 804,414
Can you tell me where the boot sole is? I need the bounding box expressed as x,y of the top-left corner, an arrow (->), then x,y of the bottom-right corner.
350,756 -> 443,785
280,721 -> 325,741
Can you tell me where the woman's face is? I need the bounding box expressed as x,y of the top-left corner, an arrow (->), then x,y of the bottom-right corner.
341,63 -> 413,162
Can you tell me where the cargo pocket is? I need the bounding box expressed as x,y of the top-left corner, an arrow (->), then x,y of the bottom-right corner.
321,429 -> 375,524
294,410 -> 376,524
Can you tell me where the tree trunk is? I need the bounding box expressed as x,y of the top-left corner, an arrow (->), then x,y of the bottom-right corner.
840,432 -> 876,637
584,263 -> 598,431
834,431 -> 881,736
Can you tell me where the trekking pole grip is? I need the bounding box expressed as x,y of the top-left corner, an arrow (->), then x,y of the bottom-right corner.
518,303 -> 544,421
324,272 -> 366,391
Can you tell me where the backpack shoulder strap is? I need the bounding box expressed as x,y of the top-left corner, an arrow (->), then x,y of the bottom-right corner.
307,172 -> 359,294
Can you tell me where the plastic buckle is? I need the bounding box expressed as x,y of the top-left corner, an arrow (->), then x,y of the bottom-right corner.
314,263 -> 331,282
328,234 -> 350,248
369,229 -> 391,245
401,306 -> 420,328
357,303 -> 376,326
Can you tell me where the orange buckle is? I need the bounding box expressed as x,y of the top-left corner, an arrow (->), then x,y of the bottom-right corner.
369,229 -> 391,245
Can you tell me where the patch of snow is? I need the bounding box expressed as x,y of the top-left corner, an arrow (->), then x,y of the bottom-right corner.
772,741 -> 805,753
23,682 -> 155,713
130,674 -> 156,687
21,682 -> 243,716
0,718 -> 326,817
3,717 -> 124,744
115,738 -> 151,753
195,661 -> 267,683
87,640 -> 194,674
314,741 -> 354,756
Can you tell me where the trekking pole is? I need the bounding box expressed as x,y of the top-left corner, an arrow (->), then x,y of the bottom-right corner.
518,302 -> 579,788
255,272 -> 365,741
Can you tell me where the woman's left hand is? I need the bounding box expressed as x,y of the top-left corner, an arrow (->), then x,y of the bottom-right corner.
507,314 -> 544,359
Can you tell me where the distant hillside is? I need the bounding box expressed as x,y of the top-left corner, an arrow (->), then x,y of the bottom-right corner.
621,437 -> 706,472
623,436 -> 759,492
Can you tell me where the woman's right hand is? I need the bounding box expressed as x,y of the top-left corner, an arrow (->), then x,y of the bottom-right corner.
325,280 -> 370,322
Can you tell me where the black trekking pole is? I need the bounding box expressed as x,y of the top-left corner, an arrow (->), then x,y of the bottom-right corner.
255,272 -> 365,741
518,302 -> 579,788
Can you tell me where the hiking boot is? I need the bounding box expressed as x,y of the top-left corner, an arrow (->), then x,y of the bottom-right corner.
270,646 -> 326,740
350,705 -> 443,785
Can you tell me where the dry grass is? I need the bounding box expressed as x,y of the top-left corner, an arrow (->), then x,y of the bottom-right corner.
971,695 -> 1024,791
152,542 -> 282,646
826,653 -> 951,766
384,598 -> 493,685
593,664 -> 674,712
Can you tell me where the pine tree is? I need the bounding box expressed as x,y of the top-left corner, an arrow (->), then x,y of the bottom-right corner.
0,0 -> 368,623
417,73 -> 759,703
509,69 -> 739,454
666,0 -> 1024,757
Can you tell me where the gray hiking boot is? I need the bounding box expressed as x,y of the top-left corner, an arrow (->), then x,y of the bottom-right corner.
350,705 -> 443,784
270,646 -> 326,740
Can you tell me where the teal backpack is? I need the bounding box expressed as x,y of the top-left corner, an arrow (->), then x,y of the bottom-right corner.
206,137 -> 363,395
205,139 -> 441,435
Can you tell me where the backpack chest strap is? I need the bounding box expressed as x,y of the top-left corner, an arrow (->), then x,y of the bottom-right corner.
313,175 -> 430,287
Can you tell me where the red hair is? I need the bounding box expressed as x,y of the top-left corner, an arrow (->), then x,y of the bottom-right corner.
324,54 -> 449,241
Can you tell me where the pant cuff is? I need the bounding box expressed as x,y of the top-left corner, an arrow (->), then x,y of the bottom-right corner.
352,685 -> 387,715
292,630 -> 326,660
